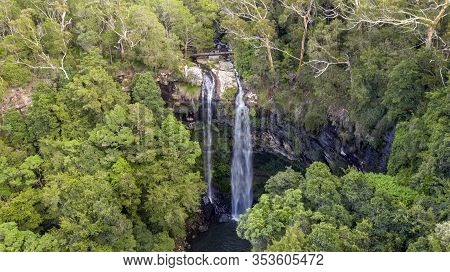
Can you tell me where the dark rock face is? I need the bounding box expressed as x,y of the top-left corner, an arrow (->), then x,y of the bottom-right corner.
252,108 -> 394,173
159,81 -> 200,125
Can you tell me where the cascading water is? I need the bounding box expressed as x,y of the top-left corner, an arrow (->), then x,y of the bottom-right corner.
231,72 -> 253,220
202,71 -> 215,202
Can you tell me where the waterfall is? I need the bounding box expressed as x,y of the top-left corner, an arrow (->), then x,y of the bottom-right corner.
231,73 -> 253,220
202,71 -> 215,203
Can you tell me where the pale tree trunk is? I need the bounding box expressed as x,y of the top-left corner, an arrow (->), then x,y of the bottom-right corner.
299,16 -> 308,67
299,0 -> 314,68
425,27 -> 435,48
425,1 -> 449,48
265,38 -> 274,72
184,26 -> 190,59
120,45 -> 125,60
116,37 -> 126,60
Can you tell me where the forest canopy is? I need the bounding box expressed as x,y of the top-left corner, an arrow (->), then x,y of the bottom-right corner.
0,0 -> 449,252
0,0 -> 218,251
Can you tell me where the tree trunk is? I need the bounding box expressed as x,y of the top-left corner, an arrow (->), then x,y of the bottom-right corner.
119,42 -> 125,60
265,38 -> 274,72
299,16 -> 308,67
426,1 -> 449,48
425,27 -> 434,48
299,0 -> 314,68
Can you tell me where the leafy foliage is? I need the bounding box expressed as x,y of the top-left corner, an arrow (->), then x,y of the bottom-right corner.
130,72 -> 166,121
239,163 -> 441,252
0,1 -> 209,249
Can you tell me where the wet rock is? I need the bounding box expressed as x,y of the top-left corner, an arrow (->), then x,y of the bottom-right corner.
218,214 -> 232,223
216,61 -> 234,72
198,225 -> 209,232
201,197 -> 215,222
157,69 -> 174,85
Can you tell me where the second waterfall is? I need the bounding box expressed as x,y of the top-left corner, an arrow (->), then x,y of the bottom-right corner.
231,73 -> 253,220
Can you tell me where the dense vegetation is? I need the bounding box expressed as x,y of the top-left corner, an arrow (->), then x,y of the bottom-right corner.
238,163 -> 449,251
0,0 -> 218,251
0,0 -> 449,252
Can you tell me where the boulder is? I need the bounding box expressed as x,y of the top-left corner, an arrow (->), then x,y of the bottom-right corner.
184,65 -> 204,86
212,68 -> 236,98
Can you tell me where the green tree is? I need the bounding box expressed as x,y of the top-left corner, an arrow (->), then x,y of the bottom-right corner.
1,109 -> 33,151
0,155 -> 43,193
237,189 -> 312,251
110,157 -> 140,213
280,0 -> 316,66
152,0 -> 215,58
340,169 -> 374,217
382,58 -> 427,121
26,84 -> 60,142
264,167 -> 304,195
266,225 -> 307,251
0,77 -> 7,101
240,163 -> 437,252
220,0 -> 276,71
342,0 -> 449,48
130,72 -> 166,120
183,0 -> 219,33
92,0 -> 180,68
388,85 -> 449,196
408,221 -> 450,252
0,222 -> 59,252
304,162 -> 341,205
58,54 -> 128,138
44,173 -> 136,251
0,189 -> 42,231
1,3 -> 71,80
144,114 -> 203,239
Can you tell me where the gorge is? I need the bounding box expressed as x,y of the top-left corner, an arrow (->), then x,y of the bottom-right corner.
168,58 -> 394,251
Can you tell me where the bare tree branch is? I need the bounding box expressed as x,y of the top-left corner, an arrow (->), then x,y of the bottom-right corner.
338,0 -> 449,48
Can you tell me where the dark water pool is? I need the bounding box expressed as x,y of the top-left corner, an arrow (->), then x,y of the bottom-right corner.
189,221 -> 251,252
